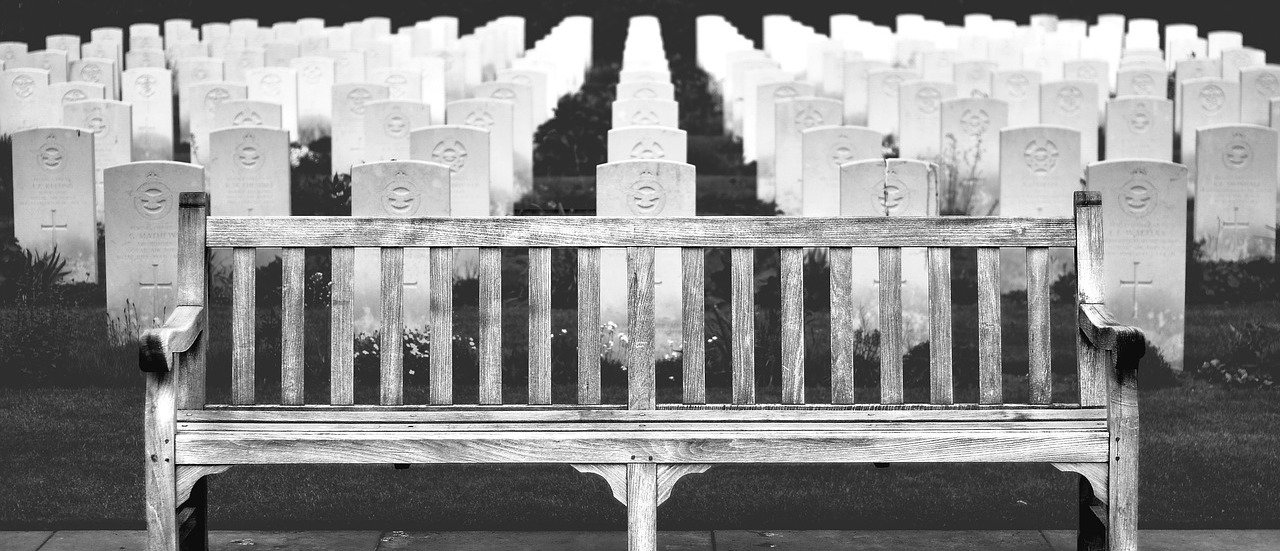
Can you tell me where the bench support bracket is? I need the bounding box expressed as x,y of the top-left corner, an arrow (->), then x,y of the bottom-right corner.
176,465 -> 232,508
572,464 -> 713,506
1052,462 -> 1108,507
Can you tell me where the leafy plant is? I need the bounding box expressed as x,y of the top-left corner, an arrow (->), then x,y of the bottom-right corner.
1192,322 -> 1280,389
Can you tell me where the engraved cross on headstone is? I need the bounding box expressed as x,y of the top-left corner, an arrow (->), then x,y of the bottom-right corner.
138,263 -> 174,321
1118,261 -> 1153,320
40,209 -> 69,249
1216,207 -> 1252,259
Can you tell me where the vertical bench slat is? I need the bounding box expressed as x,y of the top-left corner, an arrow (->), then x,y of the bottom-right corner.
682,248 -> 706,405
927,247 -> 953,404
429,247 -> 453,405
628,247 -> 656,410
977,247 -> 1002,404
478,247 -> 503,405
380,247 -> 404,406
281,247 -> 305,405
577,248 -> 601,405
175,193 -> 207,410
780,247 -> 804,404
1075,193 -> 1107,406
879,247 -> 904,404
231,247 -> 255,405
829,247 -> 855,404
731,248 -> 755,405
1027,247 -> 1053,404
329,247 -> 354,405
528,247 -> 552,405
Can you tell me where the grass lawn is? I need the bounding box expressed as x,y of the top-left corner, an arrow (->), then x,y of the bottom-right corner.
2,382 -> 1278,531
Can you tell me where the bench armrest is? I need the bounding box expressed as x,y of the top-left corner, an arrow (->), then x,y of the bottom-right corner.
1078,303 -> 1146,365
139,306 -> 206,373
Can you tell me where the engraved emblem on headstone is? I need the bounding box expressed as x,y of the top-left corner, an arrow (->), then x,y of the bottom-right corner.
1119,169 -> 1158,217
80,63 -> 104,83
236,134 -> 262,170
916,86 -> 942,114
876,175 -> 909,214
38,137 -> 64,171
1258,73 -> 1280,96
135,73 -> 157,98
192,66 -> 209,81
490,87 -> 515,100
383,73 -> 407,97
1200,84 -> 1226,112
795,107 -> 824,128
12,73 -> 35,98
1077,65 -> 1098,80
1223,133 -> 1252,169
383,112 -> 409,138
635,87 -> 657,99
960,109 -> 990,136
132,171 -> 171,220
1023,140 -> 1059,175
630,110 -> 659,125
511,74 -> 531,86
1128,104 -> 1152,133
1006,73 -> 1029,99
1132,73 -> 1156,95
774,86 -> 798,99
831,142 -> 855,166
347,87 -> 373,114
431,140 -> 468,173
380,171 -> 421,215
62,89 -> 87,103
204,87 -> 231,114
301,64 -> 322,81
882,74 -> 905,96
628,171 -> 666,215
260,72 -> 282,96
629,141 -> 665,159
86,107 -> 108,136
465,110 -> 495,128
1056,85 -> 1083,114
232,109 -> 262,126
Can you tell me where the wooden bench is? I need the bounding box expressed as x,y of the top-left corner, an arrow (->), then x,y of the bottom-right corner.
140,190 -> 1144,551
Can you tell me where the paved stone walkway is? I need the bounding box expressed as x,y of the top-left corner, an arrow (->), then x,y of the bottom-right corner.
3,530 -> 1279,550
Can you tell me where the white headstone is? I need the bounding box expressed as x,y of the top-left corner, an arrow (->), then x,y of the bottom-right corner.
596,159 -> 696,362
1239,65 -> 1280,126
1088,159 -> 1188,369
331,82 -> 390,175
1105,97 -> 1173,161
1180,78 -> 1241,183
351,160 -> 451,334
607,126 -> 687,163
840,158 -> 937,348
52,81 -> 105,106
125,49 -> 167,70
329,50 -> 367,84
751,79 -> 813,192
213,99 -> 283,129
17,50 -> 68,83
617,80 -> 674,101
446,98 -> 515,212
290,56 -> 335,143
774,97 -> 844,214
362,99 -> 431,163
246,67 -> 299,141
801,125 -> 883,216
187,81 -> 247,164
866,68 -> 919,136
1193,124 -> 1278,261
898,80 -> 957,161
1,68 -> 54,135
175,58 -> 224,139
1040,81 -> 1100,163
104,161 -> 203,329
953,60 -> 996,97
1220,47 -> 1265,81
224,47 -> 265,83
496,68 -> 550,123
12,127 -> 97,281
123,68 -> 173,161
998,125 -> 1083,289
411,125 -> 492,216
1116,68 -> 1169,98
207,126 -> 290,217
993,70 -> 1041,127
611,98 -> 678,128
842,59 -> 889,126
940,97 -> 1008,215
63,99 -> 132,221
475,80 -> 533,195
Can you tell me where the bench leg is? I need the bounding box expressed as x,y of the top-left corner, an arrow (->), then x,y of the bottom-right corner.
627,463 -> 657,551
145,372 -> 178,551
1077,475 -> 1107,551
178,478 -> 209,551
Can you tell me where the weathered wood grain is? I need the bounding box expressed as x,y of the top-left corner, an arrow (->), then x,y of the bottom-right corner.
528,247 -> 552,405
175,465 -> 232,508
1027,247 -> 1052,405
977,247 -> 1002,405
571,463 -> 627,503
429,248 -> 454,405
206,216 -> 1077,248
175,193 -> 208,409
682,248 -> 705,405
180,420 -> 1108,433
175,429 -> 1110,464
380,248 -> 404,406
731,248 -> 755,405
879,247 -> 903,405
231,248 -> 255,406
780,248 -> 804,405
577,248 -> 601,405
145,370 -> 177,551
927,247 -> 953,404
829,247 -> 855,404
139,306 -> 205,373
1075,190 -> 1106,406
479,248 -> 502,405
628,247 -> 656,410
281,247 -> 305,405
627,463 -> 657,551
1110,328 -> 1142,551
329,248 -> 354,405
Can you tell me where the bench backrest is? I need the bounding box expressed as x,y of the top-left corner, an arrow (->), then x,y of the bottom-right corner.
169,190 -> 1108,412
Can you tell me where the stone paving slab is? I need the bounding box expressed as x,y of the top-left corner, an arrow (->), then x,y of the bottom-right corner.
38,530 -> 144,551
375,530 -> 712,550
1043,529 -> 1280,551
0,531 -> 52,551
714,530 -> 1054,550
212,531 -> 383,550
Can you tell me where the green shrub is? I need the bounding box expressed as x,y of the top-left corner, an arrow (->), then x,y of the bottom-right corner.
1187,239 -> 1277,304
1191,322 -> 1280,389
